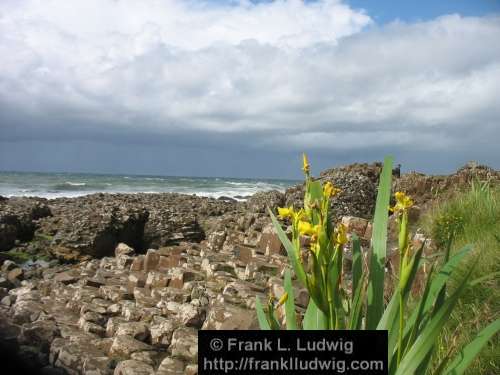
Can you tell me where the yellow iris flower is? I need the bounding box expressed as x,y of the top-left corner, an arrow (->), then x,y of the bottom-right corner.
277,206 -> 294,219
323,181 -> 341,198
335,223 -> 348,245
298,221 -> 320,237
390,191 -> 414,213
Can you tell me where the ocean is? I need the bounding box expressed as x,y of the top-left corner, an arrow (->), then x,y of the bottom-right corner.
0,171 -> 298,201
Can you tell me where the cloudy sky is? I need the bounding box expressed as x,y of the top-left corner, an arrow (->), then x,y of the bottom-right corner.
1,0 -> 499,179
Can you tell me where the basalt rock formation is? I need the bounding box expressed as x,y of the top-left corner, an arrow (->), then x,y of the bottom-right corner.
394,161 -> 500,207
0,161 -> 498,374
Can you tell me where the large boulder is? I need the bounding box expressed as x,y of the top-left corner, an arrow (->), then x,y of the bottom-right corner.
285,165 -> 381,219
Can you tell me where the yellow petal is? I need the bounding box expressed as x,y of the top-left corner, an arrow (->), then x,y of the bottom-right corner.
335,223 -> 348,245
302,153 -> 310,174
391,191 -> 414,212
298,220 -> 314,235
277,292 -> 288,307
310,241 -> 320,256
277,206 -> 294,219
323,181 -> 341,198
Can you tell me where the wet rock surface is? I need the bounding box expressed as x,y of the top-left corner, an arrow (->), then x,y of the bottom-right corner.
0,161 -> 498,374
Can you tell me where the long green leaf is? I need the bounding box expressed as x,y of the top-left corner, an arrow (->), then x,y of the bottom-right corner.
308,180 -> 323,199
380,291 -> 400,364
303,299 -> 327,330
307,180 -> 323,225
405,265 -> 435,355
348,274 -> 365,330
402,242 -> 425,298
378,288 -> 399,331
433,351 -> 454,375
385,245 -> 425,366
327,246 -> 344,328
469,271 -> 500,287
390,244 -> 426,365
392,266 -> 437,373
366,155 -> 394,329
390,246 -> 473,367
269,209 -> 307,286
284,269 -> 298,330
352,233 -> 362,297
401,245 -> 473,338
378,243 -> 424,331
444,318 -> 500,375
255,296 -> 271,330
395,265 -> 475,375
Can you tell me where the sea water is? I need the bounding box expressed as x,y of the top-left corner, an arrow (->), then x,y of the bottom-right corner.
0,171 -> 297,201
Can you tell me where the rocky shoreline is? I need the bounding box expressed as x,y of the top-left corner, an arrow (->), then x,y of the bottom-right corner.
0,161 -> 498,374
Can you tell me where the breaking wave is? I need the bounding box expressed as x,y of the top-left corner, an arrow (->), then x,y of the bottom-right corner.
0,171 -> 297,201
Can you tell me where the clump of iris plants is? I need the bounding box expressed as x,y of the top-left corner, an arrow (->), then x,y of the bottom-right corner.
255,154 -> 499,375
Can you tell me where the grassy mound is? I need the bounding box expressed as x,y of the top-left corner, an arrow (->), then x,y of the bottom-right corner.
422,181 -> 500,374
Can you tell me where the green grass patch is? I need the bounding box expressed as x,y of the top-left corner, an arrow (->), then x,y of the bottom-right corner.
421,180 -> 500,374
4,249 -> 34,263
4,247 -> 54,264
34,233 -> 54,242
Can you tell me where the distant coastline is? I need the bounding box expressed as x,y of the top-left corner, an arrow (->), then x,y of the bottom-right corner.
0,171 -> 298,201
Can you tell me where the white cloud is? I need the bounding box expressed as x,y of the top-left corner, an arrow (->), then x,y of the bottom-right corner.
0,0 -> 499,157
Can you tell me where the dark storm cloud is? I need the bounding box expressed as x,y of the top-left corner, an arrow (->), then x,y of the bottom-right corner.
0,1 -> 499,177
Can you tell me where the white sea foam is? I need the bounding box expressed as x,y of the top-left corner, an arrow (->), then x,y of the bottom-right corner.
0,172 -> 296,201
65,181 -> 86,186
3,190 -> 95,199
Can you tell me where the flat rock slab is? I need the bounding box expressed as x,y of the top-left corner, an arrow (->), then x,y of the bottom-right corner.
109,335 -> 154,359
114,359 -> 154,375
54,271 -> 79,285
115,322 -> 150,342
156,357 -> 185,375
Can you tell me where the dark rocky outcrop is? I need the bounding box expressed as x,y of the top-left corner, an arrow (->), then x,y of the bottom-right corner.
49,203 -> 149,259
285,163 -> 381,219
5,193 -> 239,261
0,198 -> 52,251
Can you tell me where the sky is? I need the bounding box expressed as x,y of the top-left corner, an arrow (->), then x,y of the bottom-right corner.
0,0 -> 499,179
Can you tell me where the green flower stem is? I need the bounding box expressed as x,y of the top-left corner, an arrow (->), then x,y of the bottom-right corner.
398,292 -> 404,366
328,296 -> 335,330
336,249 -> 343,329
397,210 -> 409,367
